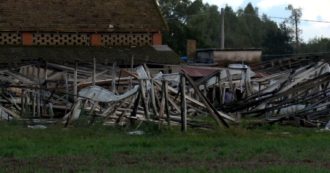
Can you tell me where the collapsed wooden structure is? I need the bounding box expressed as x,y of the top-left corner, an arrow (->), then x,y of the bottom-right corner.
1,58 -> 330,130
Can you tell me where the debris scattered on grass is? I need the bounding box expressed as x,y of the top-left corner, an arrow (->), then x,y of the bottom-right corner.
127,130 -> 145,136
0,58 -> 330,131
27,125 -> 47,129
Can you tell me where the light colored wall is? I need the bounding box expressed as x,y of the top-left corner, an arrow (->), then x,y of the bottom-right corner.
213,50 -> 262,64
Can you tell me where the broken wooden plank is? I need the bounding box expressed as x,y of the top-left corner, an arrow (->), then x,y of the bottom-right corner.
183,72 -> 229,128
180,74 -> 187,132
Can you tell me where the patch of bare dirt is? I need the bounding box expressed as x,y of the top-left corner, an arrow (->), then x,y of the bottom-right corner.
0,156 -> 108,173
1,154 -> 330,172
111,152 -> 330,170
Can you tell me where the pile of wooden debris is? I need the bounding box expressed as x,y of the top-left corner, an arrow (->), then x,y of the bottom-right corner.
1,59 -> 330,130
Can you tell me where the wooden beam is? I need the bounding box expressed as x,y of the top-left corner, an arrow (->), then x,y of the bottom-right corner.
112,62 -> 117,93
74,61 -> 78,102
139,80 -> 150,120
92,58 -> 96,86
183,72 -> 229,128
180,74 -> 187,132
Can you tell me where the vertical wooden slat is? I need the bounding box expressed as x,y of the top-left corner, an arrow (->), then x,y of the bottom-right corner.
203,83 -> 207,97
150,80 -> 158,118
130,56 -> 134,89
20,90 -> 25,117
139,80 -> 150,120
130,92 -> 141,118
92,58 -> 96,86
42,62 -> 48,116
159,83 -> 166,120
64,72 -> 69,115
74,61 -> 78,102
163,80 -> 170,126
218,71 -> 222,105
112,62 -> 117,93
32,91 -> 36,117
183,72 -> 229,128
37,64 -> 41,117
180,74 -> 187,132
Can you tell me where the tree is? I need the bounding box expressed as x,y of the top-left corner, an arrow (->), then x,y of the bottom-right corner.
285,4 -> 302,52
223,6 -> 241,48
158,1 -> 294,56
187,3 -> 221,48
300,37 -> 330,53
158,0 -> 193,55
239,3 -> 263,48
262,22 -> 293,55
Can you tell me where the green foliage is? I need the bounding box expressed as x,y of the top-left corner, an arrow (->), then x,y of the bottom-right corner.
262,22 -> 294,54
1,122 -> 330,172
285,4 -> 303,51
300,37 -> 330,53
286,5 -> 302,26
158,1 -> 294,56
187,3 -> 222,48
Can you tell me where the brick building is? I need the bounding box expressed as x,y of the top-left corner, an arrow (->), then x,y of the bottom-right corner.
0,0 -> 178,64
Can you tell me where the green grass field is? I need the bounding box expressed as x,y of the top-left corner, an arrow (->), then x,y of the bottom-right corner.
0,121 -> 330,173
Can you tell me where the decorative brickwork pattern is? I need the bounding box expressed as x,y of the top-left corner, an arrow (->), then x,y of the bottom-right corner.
0,32 -> 22,45
32,33 -> 90,46
101,33 -> 152,47
0,32 -> 154,46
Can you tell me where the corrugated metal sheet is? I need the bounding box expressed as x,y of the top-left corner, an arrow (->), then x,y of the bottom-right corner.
181,67 -> 219,78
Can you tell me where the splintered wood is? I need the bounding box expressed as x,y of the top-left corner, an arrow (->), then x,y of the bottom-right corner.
1,59 -> 330,130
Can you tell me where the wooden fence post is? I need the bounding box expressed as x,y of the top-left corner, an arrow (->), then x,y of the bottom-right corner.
163,80 -> 170,126
180,74 -> 187,132
92,58 -> 96,86
74,61 -> 78,102
112,62 -> 117,93
183,72 -> 229,128
139,80 -> 150,120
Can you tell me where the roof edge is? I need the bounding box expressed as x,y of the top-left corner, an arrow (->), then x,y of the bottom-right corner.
152,0 -> 169,31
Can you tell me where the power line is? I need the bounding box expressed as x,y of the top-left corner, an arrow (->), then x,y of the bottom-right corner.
166,12 -> 330,24
259,15 -> 330,24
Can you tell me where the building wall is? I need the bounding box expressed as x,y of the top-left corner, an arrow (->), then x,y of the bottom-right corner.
213,51 -> 262,63
0,32 -> 162,47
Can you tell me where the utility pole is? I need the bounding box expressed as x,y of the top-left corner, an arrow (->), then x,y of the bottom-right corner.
286,4 -> 302,52
220,8 -> 225,50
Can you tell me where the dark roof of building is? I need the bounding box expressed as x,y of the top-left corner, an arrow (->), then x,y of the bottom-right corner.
0,0 -> 167,32
0,46 -> 179,65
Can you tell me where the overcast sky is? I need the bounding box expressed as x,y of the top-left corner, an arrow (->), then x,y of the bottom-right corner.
204,0 -> 330,42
